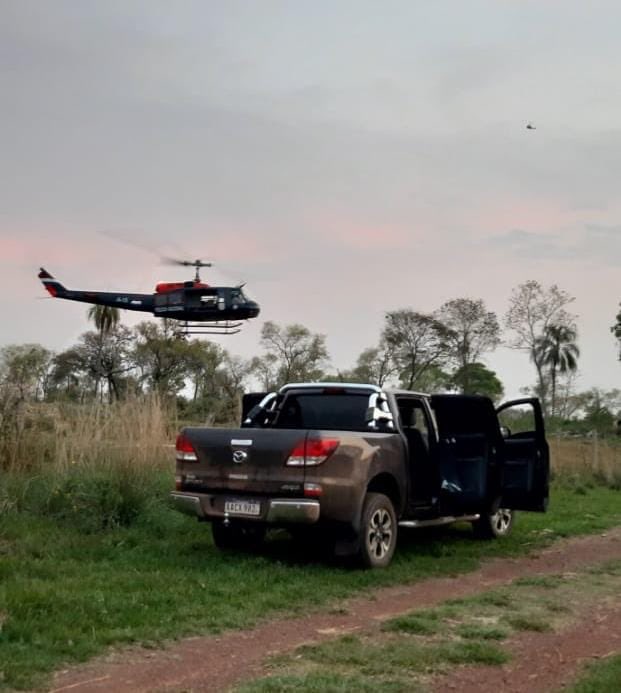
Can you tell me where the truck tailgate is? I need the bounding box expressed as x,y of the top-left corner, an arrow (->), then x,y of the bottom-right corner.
181,427 -> 308,496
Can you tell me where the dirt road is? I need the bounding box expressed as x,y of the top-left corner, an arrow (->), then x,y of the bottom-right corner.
50,527 -> 621,693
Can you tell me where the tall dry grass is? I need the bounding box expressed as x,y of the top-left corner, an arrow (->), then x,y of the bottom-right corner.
1,395 -> 174,474
550,436 -> 621,487
0,396 -> 178,529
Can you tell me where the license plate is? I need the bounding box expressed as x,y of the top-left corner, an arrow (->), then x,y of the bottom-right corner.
224,499 -> 261,516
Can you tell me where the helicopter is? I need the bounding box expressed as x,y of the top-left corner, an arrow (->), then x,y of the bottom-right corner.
38,259 -> 260,335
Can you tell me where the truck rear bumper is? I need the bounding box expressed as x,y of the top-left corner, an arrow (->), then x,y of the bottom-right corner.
170,492 -> 320,524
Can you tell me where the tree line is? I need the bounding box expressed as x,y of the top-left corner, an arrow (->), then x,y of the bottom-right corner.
1,280 -> 619,433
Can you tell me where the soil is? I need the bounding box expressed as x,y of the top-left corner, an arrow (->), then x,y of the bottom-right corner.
434,604 -> 621,693
49,527 -> 621,693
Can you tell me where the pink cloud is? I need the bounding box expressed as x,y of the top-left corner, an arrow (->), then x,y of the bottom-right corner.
309,213 -> 413,251
466,197 -> 613,237
0,230 -> 110,266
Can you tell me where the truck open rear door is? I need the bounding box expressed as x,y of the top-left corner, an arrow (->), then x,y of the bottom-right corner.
496,398 -> 549,512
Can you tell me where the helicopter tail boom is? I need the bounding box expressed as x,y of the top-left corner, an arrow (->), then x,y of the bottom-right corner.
38,268 -> 154,313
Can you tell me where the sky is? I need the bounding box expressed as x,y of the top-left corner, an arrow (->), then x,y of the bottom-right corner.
1,0 -> 620,399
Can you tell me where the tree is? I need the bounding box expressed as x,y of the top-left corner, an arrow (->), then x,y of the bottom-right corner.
87,305 -> 120,335
505,281 -> 576,412
0,344 -> 54,466
0,344 -> 53,402
73,326 -> 135,401
438,298 -> 501,393
217,354 -> 253,424
251,322 -> 329,389
49,346 -> 92,401
249,354 -> 278,392
337,346 -> 397,386
183,340 -> 226,403
612,303 -> 621,360
552,370 -> 582,421
450,362 -> 504,402
132,320 -> 190,397
381,310 -> 452,390
180,342 -> 251,425
577,388 -> 621,434
533,324 -> 579,417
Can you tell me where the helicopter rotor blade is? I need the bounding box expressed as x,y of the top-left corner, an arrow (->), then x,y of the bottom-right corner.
161,257 -> 213,268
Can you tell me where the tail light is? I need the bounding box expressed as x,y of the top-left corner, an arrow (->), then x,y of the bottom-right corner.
286,438 -> 339,466
176,433 -> 198,462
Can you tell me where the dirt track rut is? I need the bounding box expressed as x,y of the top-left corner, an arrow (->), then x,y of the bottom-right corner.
49,527 -> 621,693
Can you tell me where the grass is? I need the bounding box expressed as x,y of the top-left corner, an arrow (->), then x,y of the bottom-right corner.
550,437 -> 621,489
238,672 -> 414,692
1,483 -> 621,690
1,408 -> 620,690
570,654 -> 621,693
0,395 -> 173,475
241,560 -> 621,692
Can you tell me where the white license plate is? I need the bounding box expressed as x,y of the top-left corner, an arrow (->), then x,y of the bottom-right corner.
224,499 -> 261,516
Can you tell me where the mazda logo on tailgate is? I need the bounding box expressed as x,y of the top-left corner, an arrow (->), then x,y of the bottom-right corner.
232,450 -> 248,464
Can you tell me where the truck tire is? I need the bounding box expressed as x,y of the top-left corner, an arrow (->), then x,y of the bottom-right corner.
472,508 -> 514,539
212,520 -> 266,550
358,493 -> 397,568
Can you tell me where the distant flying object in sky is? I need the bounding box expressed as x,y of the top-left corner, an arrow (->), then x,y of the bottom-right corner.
526,122 -> 536,130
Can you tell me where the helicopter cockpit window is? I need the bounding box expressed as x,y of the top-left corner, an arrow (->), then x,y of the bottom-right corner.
231,289 -> 246,304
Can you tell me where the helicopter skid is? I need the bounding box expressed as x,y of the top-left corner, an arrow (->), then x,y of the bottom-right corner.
175,320 -> 244,336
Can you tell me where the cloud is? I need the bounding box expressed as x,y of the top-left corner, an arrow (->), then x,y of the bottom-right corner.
486,225 -> 621,265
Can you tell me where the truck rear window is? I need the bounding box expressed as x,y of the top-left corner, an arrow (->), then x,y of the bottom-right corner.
273,393 -> 370,431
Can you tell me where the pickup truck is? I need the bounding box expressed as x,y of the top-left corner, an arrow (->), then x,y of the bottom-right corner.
171,383 -> 549,568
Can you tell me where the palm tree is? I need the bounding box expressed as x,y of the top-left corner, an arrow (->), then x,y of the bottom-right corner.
86,305 -> 121,401
87,305 -> 120,336
533,324 -> 579,417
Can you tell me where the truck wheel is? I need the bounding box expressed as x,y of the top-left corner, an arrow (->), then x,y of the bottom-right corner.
358,493 -> 397,568
473,508 -> 514,539
212,520 -> 266,550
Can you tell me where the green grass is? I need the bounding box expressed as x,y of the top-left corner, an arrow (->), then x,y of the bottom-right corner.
1,482 -> 621,689
294,634 -> 509,674
237,672 -> 414,693
455,624 -> 509,640
570,654 -> 621,692
382,612 -> 441,635
505,614 -> 552,632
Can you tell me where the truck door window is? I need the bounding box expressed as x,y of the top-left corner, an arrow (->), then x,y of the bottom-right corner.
497,405 -> 535,438
397,400 -> 430,448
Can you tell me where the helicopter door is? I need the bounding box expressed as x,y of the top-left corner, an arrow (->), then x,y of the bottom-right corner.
154,290 -> 184,315
187,288 -> 217,310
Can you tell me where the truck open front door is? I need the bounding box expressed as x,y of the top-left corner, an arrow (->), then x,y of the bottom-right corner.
430,394 -> 500,514
496,398 -> 549,512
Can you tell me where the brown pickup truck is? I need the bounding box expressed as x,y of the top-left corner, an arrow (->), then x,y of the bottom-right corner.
171,383 -> 549,568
